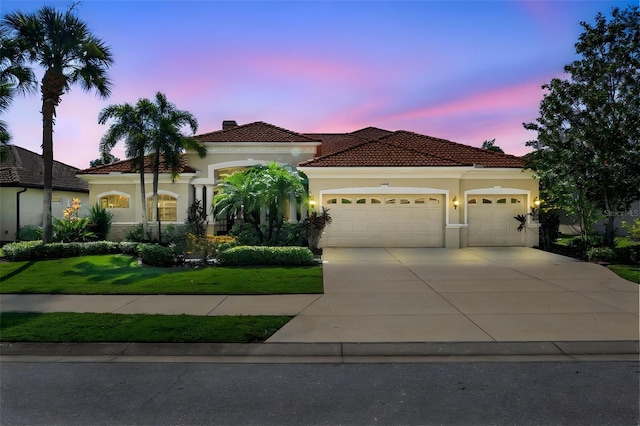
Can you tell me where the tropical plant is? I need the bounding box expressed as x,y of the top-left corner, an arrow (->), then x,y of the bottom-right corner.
186,199 -> 208,237
87,203 -> 114,241
261,163 -> 307,244
524,6 -> 640,247
621,219 -> 640,241
99,100 -> 154,240
52,198 -> 95,243
303,207 -> 332,253
89,153 -> 120,168
2,5 -> 114,243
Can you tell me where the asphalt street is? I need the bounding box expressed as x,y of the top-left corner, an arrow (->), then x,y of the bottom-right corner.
2,361 -> 638,425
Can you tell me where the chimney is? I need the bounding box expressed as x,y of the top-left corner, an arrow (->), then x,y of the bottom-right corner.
222,120 -> 238,130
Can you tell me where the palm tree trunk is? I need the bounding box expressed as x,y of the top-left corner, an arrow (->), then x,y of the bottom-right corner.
41,97 -> 54,243
152,151 -> 161,242
138,155 -> 148,241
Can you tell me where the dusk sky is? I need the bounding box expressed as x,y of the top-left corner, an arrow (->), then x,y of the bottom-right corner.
2,0 -> 635,169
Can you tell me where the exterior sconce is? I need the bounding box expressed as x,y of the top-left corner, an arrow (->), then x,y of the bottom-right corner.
452,196 -> 460,210
533,197 -> 541,207
309,196 -> 316,208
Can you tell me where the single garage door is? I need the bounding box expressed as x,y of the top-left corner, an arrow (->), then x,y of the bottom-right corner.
321,194 -> 444,247
467,195 -> 526,246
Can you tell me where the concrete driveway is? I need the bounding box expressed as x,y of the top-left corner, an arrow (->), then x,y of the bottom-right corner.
268,247 -> 639,343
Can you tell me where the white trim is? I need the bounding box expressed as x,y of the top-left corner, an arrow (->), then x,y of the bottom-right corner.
145,190 -> 180,199
96,190 -> 131,200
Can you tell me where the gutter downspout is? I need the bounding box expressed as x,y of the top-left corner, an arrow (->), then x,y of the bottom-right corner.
16,187 -> 27,238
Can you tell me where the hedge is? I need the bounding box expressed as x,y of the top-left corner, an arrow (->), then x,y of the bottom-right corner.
217,246 -> 315,266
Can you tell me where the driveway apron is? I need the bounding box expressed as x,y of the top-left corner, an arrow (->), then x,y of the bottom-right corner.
267,247 -> 639,343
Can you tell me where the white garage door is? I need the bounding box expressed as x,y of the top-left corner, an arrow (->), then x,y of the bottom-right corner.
467,195 -> 526,246
321,194 -> 444,247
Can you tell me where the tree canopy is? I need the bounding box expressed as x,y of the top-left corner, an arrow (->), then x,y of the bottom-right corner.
2,5 -> 113,242
524,5 -> 640,246
481,139 -> 504,153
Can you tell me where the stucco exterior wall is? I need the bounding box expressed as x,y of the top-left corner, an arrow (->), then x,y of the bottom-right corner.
0,187 -> 89,242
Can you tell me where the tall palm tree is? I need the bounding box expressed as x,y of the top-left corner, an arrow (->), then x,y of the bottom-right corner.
261,162 -> 306,244
146,92 -> 206,240
0,25 -> 37,155
98,100 -> 154,240
2,5 -> 113,242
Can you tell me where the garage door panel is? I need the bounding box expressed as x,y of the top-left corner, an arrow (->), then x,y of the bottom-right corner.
468,194 -> 525,247
322,194 -> 444,247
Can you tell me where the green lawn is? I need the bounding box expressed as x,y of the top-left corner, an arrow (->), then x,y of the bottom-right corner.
0,254 -> 322,295
0,312 -> 291,343
608,264 -> 640,284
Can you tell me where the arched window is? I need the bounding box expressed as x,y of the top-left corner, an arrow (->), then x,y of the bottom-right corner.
327,198 -> 337,204
99,194 -> 129,209
147,194 -> 177,221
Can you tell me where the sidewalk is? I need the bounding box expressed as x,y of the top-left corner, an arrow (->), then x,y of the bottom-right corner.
1,248 -> 638,361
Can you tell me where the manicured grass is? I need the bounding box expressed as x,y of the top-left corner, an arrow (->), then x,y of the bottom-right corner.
0,254 -> 322,295
608,264 -> 640,284
0,312 -> 291,343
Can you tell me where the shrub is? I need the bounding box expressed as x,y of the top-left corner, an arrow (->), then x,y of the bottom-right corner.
79,241 -> 120,256
613,246 -> 640,265
118,241 -> 140,256
138,243 -> 174,267
302,207 -> 332,253
229,223 -> 263,246
275,222 -> 307,247
53,217 -> 95,243
586,247 -> 617,263
185,234 -> 239,261
125,223 -> 152,242
87,204 -> 114,240
16,225 -> 41,241
621,219 -> 640,241
217,245 -> 315,266
1,241 -> 44,261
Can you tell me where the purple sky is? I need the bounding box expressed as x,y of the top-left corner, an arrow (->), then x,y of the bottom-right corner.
2,0 -> 634,169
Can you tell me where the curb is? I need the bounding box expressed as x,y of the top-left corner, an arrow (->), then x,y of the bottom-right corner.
2,341 -> 638,360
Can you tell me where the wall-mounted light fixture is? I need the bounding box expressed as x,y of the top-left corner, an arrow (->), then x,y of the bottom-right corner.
533,197 -> 541,207
452,196 -> 460,210
309,196 -> 316,208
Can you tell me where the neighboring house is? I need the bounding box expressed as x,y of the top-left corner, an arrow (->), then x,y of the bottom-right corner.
0,145 -> 89,243
78,121 -> 539,248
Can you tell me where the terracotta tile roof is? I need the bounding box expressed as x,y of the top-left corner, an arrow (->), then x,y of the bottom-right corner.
302,133 -> 367,156
299,131 -> 525,168
0,145 -> 89,192
78,154 -> 196,175
349,127 -> 393,140
195,121 -> 321,143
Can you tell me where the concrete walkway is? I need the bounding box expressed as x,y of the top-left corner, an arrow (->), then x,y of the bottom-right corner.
1,247 -> 638,359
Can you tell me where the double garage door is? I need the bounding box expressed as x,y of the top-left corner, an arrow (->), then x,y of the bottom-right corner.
467,194 -> 526,246
321,194 -> 444,247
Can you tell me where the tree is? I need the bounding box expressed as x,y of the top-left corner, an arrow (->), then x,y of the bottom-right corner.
524,6 -> 640,247
2,5 -> 113,243
481,139 -> 504,153
98,100 -> 153,240
0,25 -> 37,158
213,163 -> 307,245
89,153 -> 120,168
145,92 -> 206,241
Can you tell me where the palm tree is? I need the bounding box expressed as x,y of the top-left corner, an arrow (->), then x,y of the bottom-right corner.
2,5 -> 113,242
98,100 -> 154,240
146,92 -> 206,241
0,25 -> 37,156
213,170 -> 266,243
261,162 -> 306,244
481,139 -> 505,153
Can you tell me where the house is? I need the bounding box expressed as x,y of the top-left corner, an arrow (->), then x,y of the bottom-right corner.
78,121 -> 539,248
0,145 -> 90,243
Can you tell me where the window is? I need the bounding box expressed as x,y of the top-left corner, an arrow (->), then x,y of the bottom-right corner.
147,194 -> 177,221
497,198 -> 507,204
327,198 -> 337,204
341,198 -> 352,204
468,198 -> 477,204
100,194 -> 129,209
414,198 -> 425,204
400,198 -> 411,205
370,198 -> 381,204
428,197 -> 440,205
385,198 -> 396,204
356,198 -> 366,204
511,198 -> 521,204
482,198 -> 492,204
